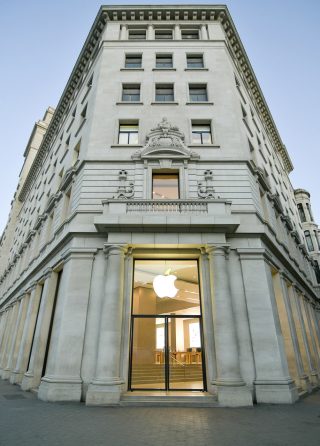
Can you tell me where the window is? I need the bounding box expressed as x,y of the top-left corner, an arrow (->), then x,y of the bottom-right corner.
155,84 -> 174,102
81,104 -> 87,119
122,84 -> 140,102
125,54 -> 142,68
128,29 -> 146,40
156,54 -> 173,68
314,260 -> 320,284
118,123 -> 139,145
152,173 -> 179,199
297,204 -> 306,223
155,29 -> 173,40
72,140 -> 81,165
181,29 -> 199,40
314,230 -> 320,250
304,230 -> 314,252
189,84 -> 207,102
186,54 -> 204,68
191,123 -> 212,144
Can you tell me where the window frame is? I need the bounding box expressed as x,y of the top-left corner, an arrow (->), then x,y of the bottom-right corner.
155,53 -> 173,69
155,83 -> 175,102
118,122 -> 139,145
181,29 -> 200,40
186,54 -> 204,69
188,84 -> 208,102
152,172 -> 180,200
124,54 -> 142,69
128,29 -> 147,40
122,84 -> 141,102
304,230 -> 314,252
191,122 -> 212,145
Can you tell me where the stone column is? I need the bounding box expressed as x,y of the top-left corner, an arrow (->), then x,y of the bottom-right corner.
174,24 -> 181,40
0,311 -> 9,359
228,249 -> 255,388
86,244 -> 126,406
280,279 -> 311,393
10,283 -> 42,384
292,286 -> 318,386
2,301 -> 21,379
8,294 -> 30,383
21,269 -> 59,391
200,25 -> 208,40
147,24 -> 154,40
38,248 -> 97,402
301,297 -> 320,375
120,24 -> 127,40
208,245 -> 252,407
0,307 -> 13,374
238,249 -> 298,403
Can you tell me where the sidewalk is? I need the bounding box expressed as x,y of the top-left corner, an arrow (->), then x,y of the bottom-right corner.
0,379 -> 319,446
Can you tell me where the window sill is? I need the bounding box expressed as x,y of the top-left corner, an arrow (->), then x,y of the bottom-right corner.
184,68 -> 209,71
186,101 -> 214,105
151,101 -> 179,105
188,144 -> 220,148
120,68 -> 144,71
110,144 -> 143,148
152,68 -> 176,71
116,101 -> 144,105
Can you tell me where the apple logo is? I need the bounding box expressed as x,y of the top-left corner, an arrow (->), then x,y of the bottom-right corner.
153,274 -> 178,298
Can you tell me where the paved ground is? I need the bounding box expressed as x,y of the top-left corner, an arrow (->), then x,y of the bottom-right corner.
0,380 -> 319,446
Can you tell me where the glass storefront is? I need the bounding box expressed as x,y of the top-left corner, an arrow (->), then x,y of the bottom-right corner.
129,259 -> 206,391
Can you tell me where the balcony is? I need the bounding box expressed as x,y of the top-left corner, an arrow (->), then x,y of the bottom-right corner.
94,199 -> 240,233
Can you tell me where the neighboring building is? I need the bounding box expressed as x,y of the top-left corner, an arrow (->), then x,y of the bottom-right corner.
294,189 -> 320,291
0,5 -> 319,408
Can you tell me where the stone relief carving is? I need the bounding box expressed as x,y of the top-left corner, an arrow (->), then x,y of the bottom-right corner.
197,169 -> 218,199
113,170 -> 134,199
132,117 -> 199,160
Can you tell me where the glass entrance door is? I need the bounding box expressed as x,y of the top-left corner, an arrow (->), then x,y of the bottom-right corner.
129,259 -> 206,391
129,315 -> 205,390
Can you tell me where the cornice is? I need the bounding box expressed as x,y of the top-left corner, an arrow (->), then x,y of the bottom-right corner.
17,4 -> 293,203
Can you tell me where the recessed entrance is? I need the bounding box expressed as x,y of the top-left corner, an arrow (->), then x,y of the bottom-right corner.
129,259 -> 206,391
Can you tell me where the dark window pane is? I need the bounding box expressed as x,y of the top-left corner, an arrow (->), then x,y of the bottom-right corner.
155,30 -> 173,40
129,30 -> 146,40
181,30 -> 199,40
189,86 -> 207,102
125,55 -> 142,68
156,55 -> 173,68
155,85 -> 174,102
187,55 -> 204,68
122,85 -> 140,101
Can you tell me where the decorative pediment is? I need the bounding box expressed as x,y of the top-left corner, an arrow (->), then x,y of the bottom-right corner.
132,117 -> 199,161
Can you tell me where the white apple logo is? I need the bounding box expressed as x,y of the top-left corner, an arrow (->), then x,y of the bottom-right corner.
153,274 -> 178,298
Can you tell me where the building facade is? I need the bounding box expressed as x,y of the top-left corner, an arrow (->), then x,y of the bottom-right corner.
0,5 -> 319,407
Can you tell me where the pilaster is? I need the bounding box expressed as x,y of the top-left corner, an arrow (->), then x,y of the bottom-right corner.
207,245 -> 252,407
238,249 -> 298,404
38,248 -> 97,402
86,244 -> 127,406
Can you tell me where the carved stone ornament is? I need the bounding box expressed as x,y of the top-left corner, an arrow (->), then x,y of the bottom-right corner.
132,117 -> 200,160
197,169 -> 217,199
113,170 -> 134,199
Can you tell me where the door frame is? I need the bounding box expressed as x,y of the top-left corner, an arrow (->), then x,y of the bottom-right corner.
128,314 -> 207,391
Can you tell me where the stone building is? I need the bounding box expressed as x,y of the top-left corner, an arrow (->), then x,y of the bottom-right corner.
0,5 -> 319,407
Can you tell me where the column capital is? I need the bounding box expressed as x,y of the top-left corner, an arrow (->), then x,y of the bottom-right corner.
236,248 -> 266,260
41,268 -> 53,282
61,248 -> 98,263
26,281 -> 38,293
103,244 -> 127,258
206,244 -> 230,257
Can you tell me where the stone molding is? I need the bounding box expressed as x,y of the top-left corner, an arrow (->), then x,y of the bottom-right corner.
132,117 -> 199,161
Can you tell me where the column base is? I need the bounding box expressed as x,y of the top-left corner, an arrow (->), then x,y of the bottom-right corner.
86,378 -> 124,406
9,370 -> 24,385
38,376 -> 82,402
1,368 -> 11,380
21,372 -> 36,391
310,372 -> 320,386
214,380 -> 253,407
254,379 -> 299,404
299,374 -> 312,393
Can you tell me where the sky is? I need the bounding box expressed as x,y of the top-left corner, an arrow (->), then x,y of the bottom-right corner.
0,0 -> 319,233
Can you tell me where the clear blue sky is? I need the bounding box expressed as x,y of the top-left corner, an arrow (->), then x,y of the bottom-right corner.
0,0 -> 319,233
